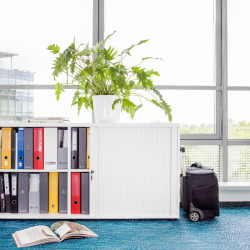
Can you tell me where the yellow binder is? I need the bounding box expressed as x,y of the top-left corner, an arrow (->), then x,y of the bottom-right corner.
2,128 -> 12,169
49,172 -> 59,213
86,128 -> 90,169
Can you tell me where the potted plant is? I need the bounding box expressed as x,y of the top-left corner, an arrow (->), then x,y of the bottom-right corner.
48,31 -> 172,123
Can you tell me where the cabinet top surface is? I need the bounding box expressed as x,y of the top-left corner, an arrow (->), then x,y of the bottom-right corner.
0,123 -> 180,128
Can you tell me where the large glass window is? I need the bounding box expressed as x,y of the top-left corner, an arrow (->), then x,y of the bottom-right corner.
229,146 -> 250,182
228,0 -> 250,86
1,0 -> 250,182
228,91 -> 250,139
0,0 -> 93,85
105,0 -> 214,85
120,90 -> 215,134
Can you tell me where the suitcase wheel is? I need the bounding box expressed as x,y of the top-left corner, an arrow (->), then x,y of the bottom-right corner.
189,211 -> 200,222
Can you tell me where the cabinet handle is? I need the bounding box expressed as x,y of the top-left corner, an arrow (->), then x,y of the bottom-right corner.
91,170 -> 94,181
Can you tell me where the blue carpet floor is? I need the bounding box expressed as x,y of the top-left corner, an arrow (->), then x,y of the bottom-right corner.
2,207 -> 250,249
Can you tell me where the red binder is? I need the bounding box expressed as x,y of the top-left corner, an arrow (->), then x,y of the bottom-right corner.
71,173 -> 81,214
34,128 -> 44,170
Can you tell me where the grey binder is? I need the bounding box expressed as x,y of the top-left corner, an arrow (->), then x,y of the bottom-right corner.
58,129 -> 68,169
59,173 -> 67,213
29,174 -> 40,213
18,173 -> 29,213
71,128 -> 78,169
40,173 -> 48,213
78,128 -> 87,169
24,128 -> 33,169
81,172 -> 89,214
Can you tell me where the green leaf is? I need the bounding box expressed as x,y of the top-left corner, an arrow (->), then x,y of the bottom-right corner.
55,83 -> 64,101
138,39 -> 149,45
129,80 -> 135,88
48,44 -> 60,54
150,94 -> 172,122
72,90 -> 80,106
70,59 -> 76,74
142,57 -> 163,61
121,39 -> 149,56
133,104 -> 143,118
84,66 -> 94,76
112,98 -> 122,110
147,70 -> 160,76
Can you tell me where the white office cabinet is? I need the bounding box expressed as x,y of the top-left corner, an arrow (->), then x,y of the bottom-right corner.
0,123 -> 179,219
90,124 -> 180,219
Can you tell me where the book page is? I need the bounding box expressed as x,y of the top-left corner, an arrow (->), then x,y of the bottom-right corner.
15,226 -> 58,245
50,221 -> 97,241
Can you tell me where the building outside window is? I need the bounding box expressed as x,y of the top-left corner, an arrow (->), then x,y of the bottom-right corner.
0,52 -> 34,121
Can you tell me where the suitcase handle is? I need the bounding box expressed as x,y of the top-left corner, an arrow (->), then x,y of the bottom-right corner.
191,162 -> 203,168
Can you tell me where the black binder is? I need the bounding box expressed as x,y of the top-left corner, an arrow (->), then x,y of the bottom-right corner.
78,128 -> 87,169
40,172 -> 49,213
10,173 -> 18,213
11,130 -> 16,169
0,174 -> 5,212
3,173 -> 11,213
71,128 -> 78,169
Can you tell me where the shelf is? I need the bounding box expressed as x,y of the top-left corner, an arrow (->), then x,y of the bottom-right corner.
0,169 -> 69,172
0,213 -> 178,220
0,213 -> 91,219
70,169 -> 91,172
0,123 -> 179,128
0,169 -> 91,172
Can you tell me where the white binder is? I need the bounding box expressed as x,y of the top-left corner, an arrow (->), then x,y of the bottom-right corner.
29,174 -> 40,213
44,128 -> 57,170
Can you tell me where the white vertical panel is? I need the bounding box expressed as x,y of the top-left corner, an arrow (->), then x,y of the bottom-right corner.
96,127 -> 179,218
170,127 -> 180,218
67,126 -> 71,215
89,127 -> 99,216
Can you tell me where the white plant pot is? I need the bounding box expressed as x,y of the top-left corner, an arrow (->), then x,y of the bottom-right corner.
92,95 -> 121,123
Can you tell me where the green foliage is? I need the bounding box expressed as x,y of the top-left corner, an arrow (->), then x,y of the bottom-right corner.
48,31 -> 172,121
48,44 -> 60,54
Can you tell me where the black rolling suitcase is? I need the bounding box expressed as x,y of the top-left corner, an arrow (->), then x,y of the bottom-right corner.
180,147 -> 220,222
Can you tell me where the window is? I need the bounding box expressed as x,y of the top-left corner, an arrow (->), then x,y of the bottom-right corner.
1,0 -> 250,182
228,0 -> 250,86
0,0 -> 93,122
105,0 -> 214,86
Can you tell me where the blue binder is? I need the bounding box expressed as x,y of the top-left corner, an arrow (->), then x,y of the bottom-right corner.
17,128 -> 24,169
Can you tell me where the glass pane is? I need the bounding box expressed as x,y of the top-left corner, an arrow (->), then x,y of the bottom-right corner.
105,0 -> 214,85
229,146 -> 250,182
228,0 -> 250,86
0,0 -> 92,85
184,145 -> 221,180
0,89 -> 92,123
119,90 -> 215,134
228,91 -> 250,139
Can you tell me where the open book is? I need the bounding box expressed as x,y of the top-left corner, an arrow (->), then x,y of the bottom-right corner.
12,221 -> 98,248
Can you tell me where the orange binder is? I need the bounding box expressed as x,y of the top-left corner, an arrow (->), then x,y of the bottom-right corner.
49,172 -> 58,213
2,128 -> 12,169
86,128 -> 90,169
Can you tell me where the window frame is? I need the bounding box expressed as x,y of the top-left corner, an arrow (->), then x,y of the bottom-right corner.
1,0 -> 250,182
